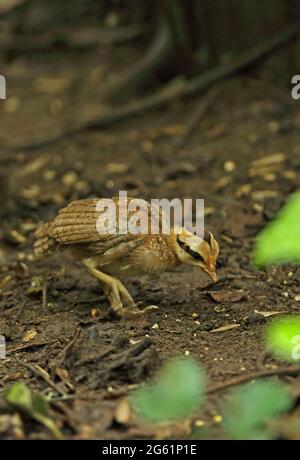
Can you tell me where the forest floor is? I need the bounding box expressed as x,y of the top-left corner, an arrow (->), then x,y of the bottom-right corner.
1,39 -> 300,439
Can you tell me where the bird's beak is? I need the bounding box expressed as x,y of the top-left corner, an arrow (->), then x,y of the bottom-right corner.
205,264 -> 218,282
207,270 -> 218,282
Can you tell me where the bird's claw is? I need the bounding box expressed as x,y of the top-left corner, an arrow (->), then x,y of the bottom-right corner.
115,304 -> 158,318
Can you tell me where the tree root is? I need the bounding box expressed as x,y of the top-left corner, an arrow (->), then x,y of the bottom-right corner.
102,17 -> 173,103
2,24 -> 298,151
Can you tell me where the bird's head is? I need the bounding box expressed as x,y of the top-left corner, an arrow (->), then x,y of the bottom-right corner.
175,228 -> 219,282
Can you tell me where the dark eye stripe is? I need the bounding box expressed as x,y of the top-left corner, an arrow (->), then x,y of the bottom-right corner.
177,237 -> 204,262
188,248 -> 204,262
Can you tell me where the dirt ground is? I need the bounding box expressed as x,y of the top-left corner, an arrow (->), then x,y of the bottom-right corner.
1,37 -> 300,439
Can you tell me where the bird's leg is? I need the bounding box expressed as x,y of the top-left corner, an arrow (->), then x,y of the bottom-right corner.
82,261 -> 157,317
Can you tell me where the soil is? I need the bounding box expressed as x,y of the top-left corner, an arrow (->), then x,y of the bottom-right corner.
1,35 -> 300,440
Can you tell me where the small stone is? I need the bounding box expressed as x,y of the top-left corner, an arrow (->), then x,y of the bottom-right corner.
295,295 -> 300,301
91,308 -> 100,319
151,323 -> 159,329
194,420 -> 205,427
235,184 -> 252,198
184,350 -> 190,357
62,171 -> 77,187
224,161 -> 236,172
253,202 -> 264,212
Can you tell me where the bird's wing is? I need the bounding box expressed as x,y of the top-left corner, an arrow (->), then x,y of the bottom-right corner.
48,197 -> 152,256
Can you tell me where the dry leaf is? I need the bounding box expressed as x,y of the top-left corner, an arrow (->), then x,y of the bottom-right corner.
254,309 -> 282,318
0,275 -> 13,290
210,324 -> 240,333
209,291 -> 245,303
115,398 -> 131,425
251,190 -> 279,201
22,330 -> 37,343
33,77 -> 71,94
251,153 -> 286,169
106,163 -> 129,174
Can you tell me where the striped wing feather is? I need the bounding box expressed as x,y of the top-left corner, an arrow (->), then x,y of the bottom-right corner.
47,197 -> 149,256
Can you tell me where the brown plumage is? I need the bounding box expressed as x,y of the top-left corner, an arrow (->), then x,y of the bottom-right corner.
34,197 -> 219,317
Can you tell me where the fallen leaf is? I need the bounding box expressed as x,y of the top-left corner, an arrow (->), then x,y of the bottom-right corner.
254,309 -> 282,318
251,153 -> 286,169
115,398 -> 131,425
251,190 -> 279,201
33,77 -> 71,94
106,163 -> 129,174
209,291 -> 245,303
210,324 -> 241,333
22,330 -> 37,343
0,275 -> 13,291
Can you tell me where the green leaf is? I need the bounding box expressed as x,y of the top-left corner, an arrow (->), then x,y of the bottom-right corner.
131,357 -> 205,423
253,191 -> 300,266
222,380 -> 293,440
32,412 -> 63,440
4,382 -> 62,439
5,382 -> 32,411
32,394 -> 49,416
265,315 -> 300,362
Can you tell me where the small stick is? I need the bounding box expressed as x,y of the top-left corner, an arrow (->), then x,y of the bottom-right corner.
16,359 -> 67,398
6,341 -> 50,355
208,365 -> 300,395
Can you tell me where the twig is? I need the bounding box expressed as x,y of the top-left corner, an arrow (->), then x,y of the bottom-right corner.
54,327 -> 81,372
6,341 -> 50,355
16,359 -> 67,397
207,365 -> 300,395
2,24 -> 298,151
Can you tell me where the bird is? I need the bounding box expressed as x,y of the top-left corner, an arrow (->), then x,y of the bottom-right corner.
34,196 -> 219,318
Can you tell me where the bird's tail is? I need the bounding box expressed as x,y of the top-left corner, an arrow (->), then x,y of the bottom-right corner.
34,223 -> 56,257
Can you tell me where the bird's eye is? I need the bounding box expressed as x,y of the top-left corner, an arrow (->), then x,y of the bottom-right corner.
177,237 -> 205,262
188,248 -> 205,262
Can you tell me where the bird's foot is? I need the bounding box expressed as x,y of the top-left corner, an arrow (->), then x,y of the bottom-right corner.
105,281 -> 158,318
116,303 -> 158,318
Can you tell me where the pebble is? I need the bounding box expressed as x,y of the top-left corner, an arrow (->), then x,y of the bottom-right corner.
224,161 -> 236,172
194,420 -> 205,427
